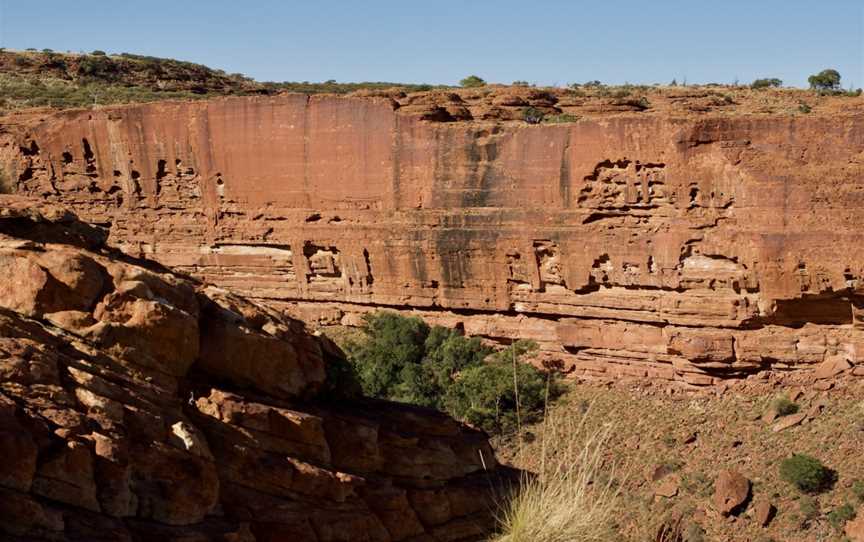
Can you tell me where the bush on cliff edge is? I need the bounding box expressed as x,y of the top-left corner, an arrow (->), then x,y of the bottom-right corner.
343,311 -> 553,433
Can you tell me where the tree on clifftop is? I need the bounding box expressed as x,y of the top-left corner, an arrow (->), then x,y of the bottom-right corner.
751,77 -> 782,89
460,75 -> 486,88
808,69 -> 841,92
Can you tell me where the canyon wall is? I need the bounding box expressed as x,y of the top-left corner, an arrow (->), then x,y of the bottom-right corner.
0,195 -> 509,541
6,94 -> 864,385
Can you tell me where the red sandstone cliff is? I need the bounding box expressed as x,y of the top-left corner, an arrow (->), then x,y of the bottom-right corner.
4,89 -> 864,386
0,196 -> 509,541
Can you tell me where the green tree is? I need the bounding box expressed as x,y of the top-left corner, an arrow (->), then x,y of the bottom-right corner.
751,77 -> 782,89
808,69 -> 841,92
460,75 -> 486,88
343,311 -> 550,433
444,341 -> 547,433
345,312 -> 430,398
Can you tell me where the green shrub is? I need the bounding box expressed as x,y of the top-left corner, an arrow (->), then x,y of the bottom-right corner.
780,454 -> 835,493
523,106 -> 544,124
344,311 -> 550,433
798,103 -> 812,114
751,78 -> 782,89
459,75 -> 486,88
771,396 -> 799,416
808,69 -> 841,92
345,312 -> 433,399
827,503 -> 856,531
91,49 -> 107,56
512,80 -> 530,87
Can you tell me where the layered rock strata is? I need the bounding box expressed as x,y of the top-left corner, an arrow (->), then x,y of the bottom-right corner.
0,196 -> 508,541
5,92 -> 864,385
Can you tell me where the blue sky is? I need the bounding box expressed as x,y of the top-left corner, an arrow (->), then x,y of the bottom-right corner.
1,0 -> 862,88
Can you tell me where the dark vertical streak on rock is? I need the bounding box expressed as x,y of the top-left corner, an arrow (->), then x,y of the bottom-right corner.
303,95 -> 311,208
391,113 -> 402,210
559,128 -> 571,209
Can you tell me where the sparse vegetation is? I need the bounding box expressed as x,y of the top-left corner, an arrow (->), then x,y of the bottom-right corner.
342,311 -> 552,433
751,78 -> 782,89
496,376 -> 864,541
827,502 -> 856,531
512,80 -> 530,87
460,74 -> 486,88
0,50 -> 445,111
798,102 -> 812,114
542,113 -> 580,124
852,479 -> 864,502
780,454 -> 835,493
0,73 -> 205,109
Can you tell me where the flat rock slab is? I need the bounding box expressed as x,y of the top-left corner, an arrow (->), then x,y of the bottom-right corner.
772,413 -> 806,433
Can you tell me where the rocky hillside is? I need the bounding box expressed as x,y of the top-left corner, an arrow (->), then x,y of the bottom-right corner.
0,195 -> 512,541
0,49 -> 440,111
498,373 -> 864,541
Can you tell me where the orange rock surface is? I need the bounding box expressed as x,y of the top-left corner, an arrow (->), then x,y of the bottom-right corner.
0,195 -> 509,541
4,89 -> 864,386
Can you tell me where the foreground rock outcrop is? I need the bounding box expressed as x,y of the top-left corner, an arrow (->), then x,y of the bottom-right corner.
0,196 -> 510,541
4,90 -> 864,386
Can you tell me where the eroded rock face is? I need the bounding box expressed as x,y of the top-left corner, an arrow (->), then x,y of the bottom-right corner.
0,196 -> 509,541
5,94 -> 864,386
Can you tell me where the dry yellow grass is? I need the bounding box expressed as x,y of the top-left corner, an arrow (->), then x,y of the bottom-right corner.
493,407 -> 620,542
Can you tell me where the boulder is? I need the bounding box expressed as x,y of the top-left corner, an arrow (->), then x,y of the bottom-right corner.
753,499 -> 775,527
713,470 -> 750,516
772,412 -> 806,432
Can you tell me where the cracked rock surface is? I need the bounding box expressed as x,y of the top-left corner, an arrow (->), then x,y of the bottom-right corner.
4,93 -> 863,387
0,195 -> 510,541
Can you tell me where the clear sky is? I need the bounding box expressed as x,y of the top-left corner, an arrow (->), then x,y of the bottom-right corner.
1,0 -> 862,88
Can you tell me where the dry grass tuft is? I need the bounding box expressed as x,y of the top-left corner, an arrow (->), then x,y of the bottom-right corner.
493,407 -> 620,542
